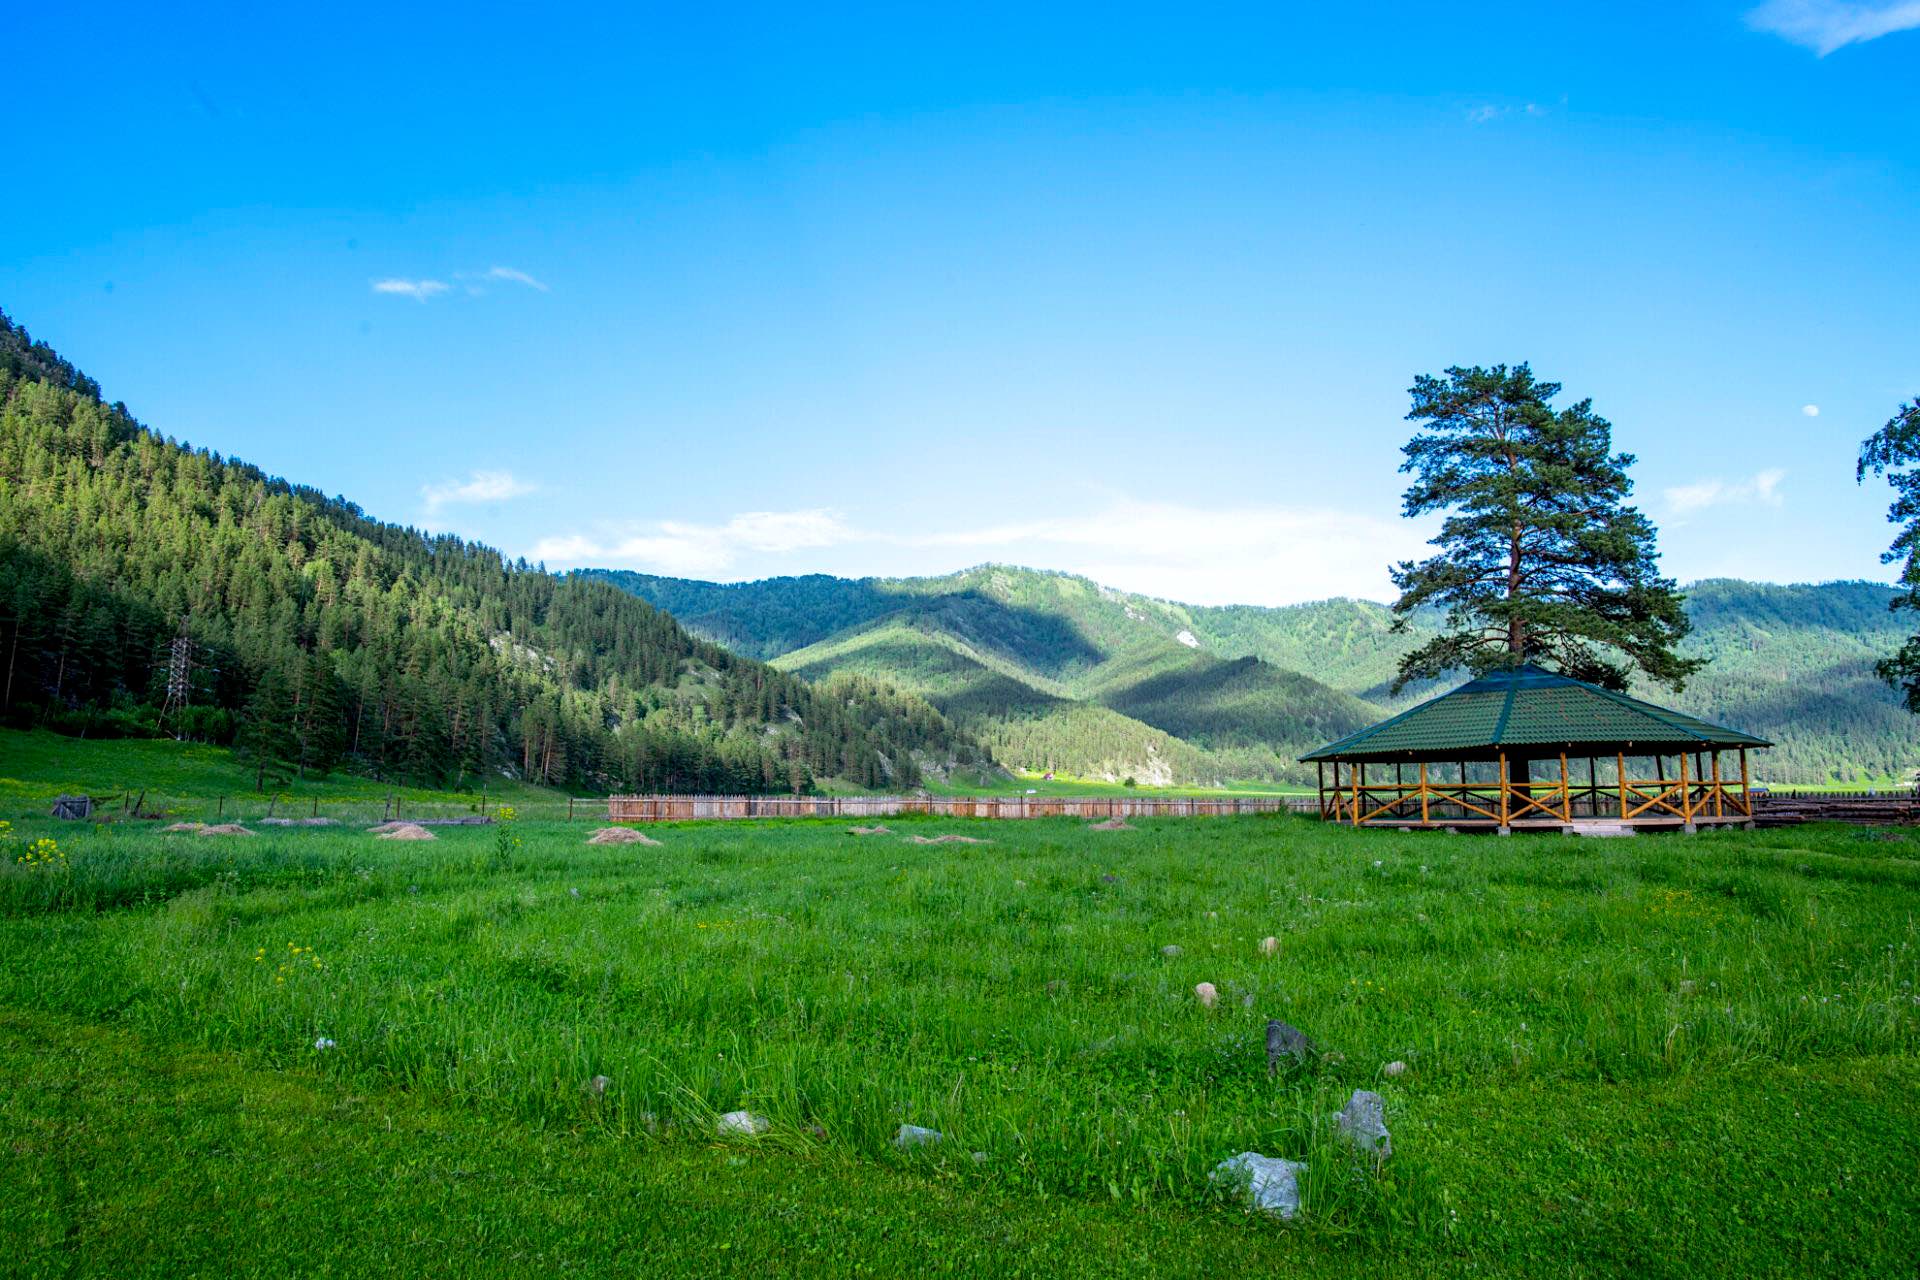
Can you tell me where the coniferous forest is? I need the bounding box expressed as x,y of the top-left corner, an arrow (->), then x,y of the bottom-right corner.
0,311 -> 974,792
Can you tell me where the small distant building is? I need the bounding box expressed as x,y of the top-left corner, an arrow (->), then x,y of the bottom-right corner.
1300,663 -> 1770,832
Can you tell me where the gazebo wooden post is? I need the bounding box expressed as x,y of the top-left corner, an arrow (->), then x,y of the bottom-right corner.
1317,761 -> 1326,821
1739,747 -> 1751,817
1352,762 -> 1362,828
1419,761 -> 1430,825
1617,752 -> 1628,820
1498,751 -> 1510,829
1712,751 -> 1724,819
1558,752 -> 1571,822
1395,761 -> 1405,818
1679,751 -> 1693,826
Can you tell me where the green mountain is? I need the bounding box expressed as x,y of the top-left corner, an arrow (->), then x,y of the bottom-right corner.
592,566 -> 1920,786
592,566 -> 1383,784
0,310 -> 980,794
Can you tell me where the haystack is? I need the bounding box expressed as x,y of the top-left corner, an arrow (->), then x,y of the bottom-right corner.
376,823 -> 437,841
161,821 -> 204,833
849,825 -> 893,836
904,834 -> 991,845
195,823 -> 255,837
1089,818 -> 1136,831
587,827 -> 661,846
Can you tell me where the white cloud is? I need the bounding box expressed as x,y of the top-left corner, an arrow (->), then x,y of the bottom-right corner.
1665,468 -> 1788,517
372,278 -> 450,301
532,498 -> 1430,605
422,469 -> 536,514
531,510 -> 856,578
483,266 -> 549,291
376,266 -> 549,301
1746,0 -> 1920,54
1802,403 -> 1821,417
1467,104 -> 1505,124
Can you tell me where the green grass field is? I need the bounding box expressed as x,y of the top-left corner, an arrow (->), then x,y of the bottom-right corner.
2,804 -> 1916,1276
0,728 -> 582,823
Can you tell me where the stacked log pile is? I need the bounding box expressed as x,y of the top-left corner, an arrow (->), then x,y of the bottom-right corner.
1754,792 -> 1918,827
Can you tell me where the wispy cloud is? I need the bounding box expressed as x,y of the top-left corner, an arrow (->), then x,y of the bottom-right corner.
1802,403 -> 1821,417
481,266 -> 548,291
1665,468 -> 1788,518
1466,100 -> 1554,125
422,469 -> 536,514
532,498 -> 1432,605
1746,0 -> 1920,54
532,510 -> 855,578
372,278 -> 450,302
375,266 -> 550,301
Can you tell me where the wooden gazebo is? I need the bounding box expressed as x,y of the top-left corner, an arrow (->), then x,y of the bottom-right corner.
1301,664 -> 1770,831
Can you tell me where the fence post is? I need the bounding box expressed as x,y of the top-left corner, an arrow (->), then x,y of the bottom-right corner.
568,797 -> 575,822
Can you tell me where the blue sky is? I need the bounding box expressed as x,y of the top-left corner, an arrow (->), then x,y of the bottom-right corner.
5,1 -> 1917,605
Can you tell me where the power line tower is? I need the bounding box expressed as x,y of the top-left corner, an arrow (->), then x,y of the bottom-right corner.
160,620 -> 196,734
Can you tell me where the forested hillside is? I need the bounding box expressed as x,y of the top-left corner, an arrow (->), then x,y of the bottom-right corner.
0,311 -> 977,793
598,565 -> 1920,785
600,566 -> 1381,784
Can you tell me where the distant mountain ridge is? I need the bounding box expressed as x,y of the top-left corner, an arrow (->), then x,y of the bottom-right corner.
589,566 -> 1920,784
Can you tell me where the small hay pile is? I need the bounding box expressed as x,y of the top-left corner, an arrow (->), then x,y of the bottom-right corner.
587,827 -> 661,846
904,834 -> 992,845
161,822 -> 204,833
195,823 -> 255,838
849,825 -> 893,836
376,823 -> 438,841
1089,818 -> 1136,831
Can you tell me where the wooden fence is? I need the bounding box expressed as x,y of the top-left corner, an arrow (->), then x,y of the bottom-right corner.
605,794 -> 1309,823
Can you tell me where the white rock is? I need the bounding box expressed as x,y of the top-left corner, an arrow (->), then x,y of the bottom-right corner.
1381,1060 -> 1407,1078
1212,1152 -> 1306,1218
1194,982 -> 1219,1008
1160,945 -> 1183,958
1336,1089 -> 1392,1160
1259,936 -> 1280,955
893,1124 -> 943,1148
717,1110 -> 770,1136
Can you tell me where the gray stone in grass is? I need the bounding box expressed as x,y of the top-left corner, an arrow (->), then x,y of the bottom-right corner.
1381,1060 -> 1408,1078
1160,945 -> 1184,958
717,1110 -> 769,1136
587,1074 -> 612,1097
1212,1152 -> 1306,1219
893,1124 -> 944,1148
1336,1089 -> 1392,1160
1266,1019 -> 1318,1075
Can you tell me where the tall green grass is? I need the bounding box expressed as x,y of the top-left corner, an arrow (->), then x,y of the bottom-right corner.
2,812 -> 1915,1244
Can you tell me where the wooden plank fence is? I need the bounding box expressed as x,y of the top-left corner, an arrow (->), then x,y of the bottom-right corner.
605,794 -> 1310,823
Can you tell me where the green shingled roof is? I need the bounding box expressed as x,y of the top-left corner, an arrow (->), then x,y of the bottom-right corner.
1300,664 -> 1770,762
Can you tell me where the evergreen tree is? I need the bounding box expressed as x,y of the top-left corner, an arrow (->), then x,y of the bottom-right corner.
1856,397 -> 1920,711
237,667 -> 299,792
1388,363 -> 1699,692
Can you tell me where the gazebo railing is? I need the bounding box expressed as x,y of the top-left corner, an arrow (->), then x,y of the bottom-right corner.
1318,749 -> 1755,827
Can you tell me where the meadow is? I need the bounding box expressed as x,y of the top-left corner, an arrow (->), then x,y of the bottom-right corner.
2,807 -> 1917,1277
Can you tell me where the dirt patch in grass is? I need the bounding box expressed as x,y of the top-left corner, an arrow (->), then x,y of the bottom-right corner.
904,834 -> 991,845
375,824 -> 437,841
194,823 -> 254,838
1089,819 -> 1136,831
849,825 -> 893,836
587,827 -> 661,846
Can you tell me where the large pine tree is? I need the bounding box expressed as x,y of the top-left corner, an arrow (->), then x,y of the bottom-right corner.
1856,397 -> 1920,710
1389,363 -> 1698,692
